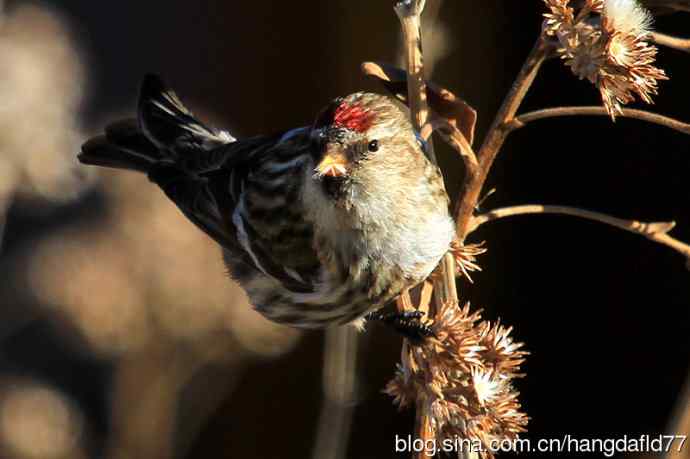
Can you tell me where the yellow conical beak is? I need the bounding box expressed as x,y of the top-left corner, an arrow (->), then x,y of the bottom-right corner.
315,147 -> 349,178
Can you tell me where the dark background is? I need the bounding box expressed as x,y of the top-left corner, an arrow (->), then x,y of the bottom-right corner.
0,1 -> 688,458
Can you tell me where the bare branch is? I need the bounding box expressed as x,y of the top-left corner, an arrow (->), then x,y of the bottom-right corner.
506,106 -> 690,135
0,196 -> 9,254
393,2 -> 469,458
454,38 -> 552,241
421,118 -> 479,173
394,0 -> 460,314
642,0 -> 690,15
664,370 -> 690,459
394,0 -> 436,163
470,205 -> 690,266
312,327 -> 359,459
652,32 -> 690,53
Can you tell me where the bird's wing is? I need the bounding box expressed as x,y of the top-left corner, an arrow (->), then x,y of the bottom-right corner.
138,74 -> 236,155
184,129 -> 321,294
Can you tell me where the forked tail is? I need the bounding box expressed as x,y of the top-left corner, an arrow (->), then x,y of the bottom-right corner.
79,74 -> 234,174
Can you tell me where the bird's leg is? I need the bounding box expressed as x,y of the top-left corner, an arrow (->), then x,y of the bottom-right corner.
365,308 -> 435,344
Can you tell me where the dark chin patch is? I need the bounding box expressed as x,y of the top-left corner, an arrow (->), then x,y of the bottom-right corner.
322,175 -> 348,200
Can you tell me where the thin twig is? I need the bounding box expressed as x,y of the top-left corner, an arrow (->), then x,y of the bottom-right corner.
395,0 -> 459,315
312,326 -> 359,459
652,32 -> 690,54
421,118 -> 479,173
664,369 -> 690,459
455,38 -> 552,241
643,0 -> 690,15
506,106 -> 690,135
394,1 -> 461,457
469,204 -> 690,266
394,1 -> 439,455
0,199 -> 8,254
395,0 -> 436,163
106,340 -> 193,459
396,0 -> 464,312
414,398 -> 435,459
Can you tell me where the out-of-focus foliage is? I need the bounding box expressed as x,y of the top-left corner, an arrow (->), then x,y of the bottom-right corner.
0,4 -> 303,457
0,379 -> 86,459
0,4 -> 93,204
27,170 -> 301,358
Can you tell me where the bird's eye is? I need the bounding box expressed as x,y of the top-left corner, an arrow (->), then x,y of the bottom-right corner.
367,140 -> 379,152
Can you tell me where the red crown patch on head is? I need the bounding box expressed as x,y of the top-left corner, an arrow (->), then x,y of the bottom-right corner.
333,101 -> 375,133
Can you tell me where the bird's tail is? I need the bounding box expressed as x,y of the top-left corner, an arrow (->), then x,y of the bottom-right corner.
79,74 -> 234,174
79,118 -> 162,173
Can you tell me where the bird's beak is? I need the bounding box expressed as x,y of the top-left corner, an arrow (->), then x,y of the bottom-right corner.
315,146 -> 349,178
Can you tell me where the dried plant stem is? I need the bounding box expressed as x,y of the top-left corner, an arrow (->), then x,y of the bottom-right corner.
106,341 -> 192,459
470,205 -> 690,264
421,119 -> 478,174
644,1 -> 690,14
395,1 -> 460,457
652,32 -> 690,54
395,0 -> 436,163
313,326 -> 359,459
395,0 -> 458,317
176,361 -> 244,457
506,106 -> 690,135
455,38 -> 551,241
414,398 -> 435,459
664,370 -> 690,459
387,6 -> 687,458
0,197 -> 8,253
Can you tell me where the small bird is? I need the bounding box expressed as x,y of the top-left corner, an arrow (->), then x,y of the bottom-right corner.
79,75 -> 455,330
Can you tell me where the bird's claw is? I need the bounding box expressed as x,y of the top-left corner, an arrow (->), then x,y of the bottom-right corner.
365,309 -> 434,344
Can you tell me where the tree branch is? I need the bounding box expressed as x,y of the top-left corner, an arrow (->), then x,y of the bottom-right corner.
469,205 -> 690,267
394,2 -> 465,457
664,370 -> 690,459
312,326 -> 359,459
395,3 -> 439,458
652,32 -> 690,54
454,38 -> 552,241
395,0 -> 436,163
506,106 -> 690,135
421,118 -> 479,174
642,0 -> 690,15
395,0 -> 459,315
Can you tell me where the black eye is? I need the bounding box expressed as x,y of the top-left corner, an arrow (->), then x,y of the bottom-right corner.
367,140 -> 379,152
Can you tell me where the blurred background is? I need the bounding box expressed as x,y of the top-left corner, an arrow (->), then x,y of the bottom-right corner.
0,0 -> 688,458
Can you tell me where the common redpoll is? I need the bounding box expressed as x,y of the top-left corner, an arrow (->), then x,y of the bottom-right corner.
79,75 -> 455,329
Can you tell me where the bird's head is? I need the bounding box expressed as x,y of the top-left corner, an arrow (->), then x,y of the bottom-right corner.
310,93 -> 426,198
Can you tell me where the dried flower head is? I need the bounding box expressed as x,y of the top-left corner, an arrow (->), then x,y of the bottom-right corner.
603,0 -> 652,34
542,0 -> 668,118
450,240 -> 487,283
543,0 -> 575,37
385,302 -> 528,458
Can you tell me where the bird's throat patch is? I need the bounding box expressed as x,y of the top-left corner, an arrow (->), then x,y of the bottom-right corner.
321,175 -> 348,201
